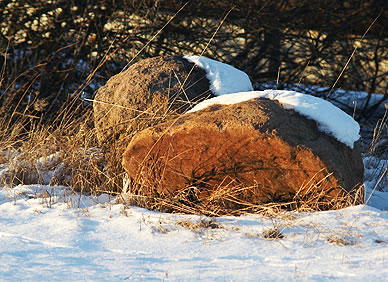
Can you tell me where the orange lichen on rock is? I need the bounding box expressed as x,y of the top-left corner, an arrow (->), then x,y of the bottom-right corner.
122,98 -> 364,209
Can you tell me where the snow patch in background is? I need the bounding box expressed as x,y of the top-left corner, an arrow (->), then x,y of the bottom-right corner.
188,90 -> 360,149
183,55 -> 253,95
364,157 -> 388,211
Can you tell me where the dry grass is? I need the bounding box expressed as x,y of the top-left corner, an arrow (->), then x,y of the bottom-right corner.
262,227 -> 285,239
326,231 -> 361,246
368,106 -> 388,158
120,169 -> 365,217
0,107 -> 123,197
0,93 -> 379,218
176,218 -> 221,232
363,107 -> 388,194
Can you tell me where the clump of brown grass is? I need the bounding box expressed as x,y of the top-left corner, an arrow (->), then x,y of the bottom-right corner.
176,218 -> 221,233
326,231 -> 361,246
262,227 -> 285,239
0,106 -> 123,197
367,106 -> 387,158
363,107 -> 388,195
120,168 -> 365,217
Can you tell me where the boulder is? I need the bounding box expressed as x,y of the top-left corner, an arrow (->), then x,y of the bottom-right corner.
93,55 -> 213,147
122,97 -> 364,210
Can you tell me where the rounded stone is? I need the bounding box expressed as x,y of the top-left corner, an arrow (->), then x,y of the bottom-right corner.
93,55 -> 214,148
122,98 -> 364,211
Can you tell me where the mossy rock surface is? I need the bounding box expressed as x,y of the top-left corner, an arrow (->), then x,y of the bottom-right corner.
93,55 -> 213,149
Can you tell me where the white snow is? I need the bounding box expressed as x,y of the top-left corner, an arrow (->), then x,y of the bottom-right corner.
0,129 -> 386,281
0,184 -> 387,281
183,55 -> 253,96
188,90 -> 361,149
363,157 -> 388,210
0,153 -> 386,281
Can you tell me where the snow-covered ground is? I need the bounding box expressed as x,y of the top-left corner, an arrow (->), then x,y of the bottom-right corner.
0,57 -> 387,281
0,177 -> 387,281
0,132 -> 386,281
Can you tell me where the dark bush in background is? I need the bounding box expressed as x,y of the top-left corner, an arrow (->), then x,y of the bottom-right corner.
0,0 -> 386,126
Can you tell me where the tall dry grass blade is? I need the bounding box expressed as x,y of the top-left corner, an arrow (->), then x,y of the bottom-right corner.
365,168 -> 387,205
121,2 -> 190,72
329,12 -> 382,96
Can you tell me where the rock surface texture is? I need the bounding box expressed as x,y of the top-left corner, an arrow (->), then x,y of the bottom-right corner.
122,98 -> 364,209
93,56 -> 213,147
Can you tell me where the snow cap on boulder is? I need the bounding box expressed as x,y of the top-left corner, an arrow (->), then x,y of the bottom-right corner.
184,55 -> 253,96
189,90 -> 360,149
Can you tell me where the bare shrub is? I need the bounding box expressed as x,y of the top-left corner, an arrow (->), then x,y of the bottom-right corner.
1,0 -> 386,128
